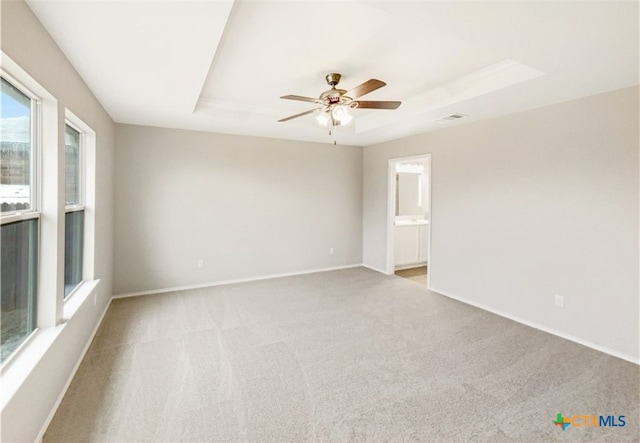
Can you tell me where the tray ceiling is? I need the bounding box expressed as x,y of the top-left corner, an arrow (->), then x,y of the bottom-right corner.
26,0 -> 639,146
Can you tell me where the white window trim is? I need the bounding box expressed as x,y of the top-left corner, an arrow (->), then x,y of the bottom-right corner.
0,70 -> 42,363
62,121 -> 86,299
0,52 -> 58,368
0,211 -> 40,225
0,71 -> 40,218
63,109 -> 96,302
0,55 -> 101,395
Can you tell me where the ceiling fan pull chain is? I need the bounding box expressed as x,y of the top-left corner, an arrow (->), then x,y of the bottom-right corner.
332,120 -> 338,145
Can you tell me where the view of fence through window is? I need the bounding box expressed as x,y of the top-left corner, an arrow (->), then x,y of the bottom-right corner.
1,77 -> 31,212
1,77 -> 38,362
65,125 -> 80,206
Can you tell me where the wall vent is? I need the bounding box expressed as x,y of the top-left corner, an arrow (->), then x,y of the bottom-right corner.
434,113 -> 467,123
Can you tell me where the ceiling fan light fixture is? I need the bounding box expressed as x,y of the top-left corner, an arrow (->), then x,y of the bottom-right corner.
315,111 -> 329,126
331,105 -> 352,125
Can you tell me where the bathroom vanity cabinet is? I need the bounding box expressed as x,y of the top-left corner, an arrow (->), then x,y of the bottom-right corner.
394,222 -> 429,268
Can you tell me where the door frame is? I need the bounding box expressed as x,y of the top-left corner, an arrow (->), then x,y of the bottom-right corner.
386,154 -> 433,288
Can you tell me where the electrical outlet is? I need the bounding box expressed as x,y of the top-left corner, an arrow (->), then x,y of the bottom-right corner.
197,259 -> 204,268
555,295 -> 564,308
329,248 -> 334,255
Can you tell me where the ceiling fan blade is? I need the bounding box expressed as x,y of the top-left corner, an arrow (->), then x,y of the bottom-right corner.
355,100 -> 402,110
278,108 -> 320,122
280,95 -> 321,103
345,79 -> 386,99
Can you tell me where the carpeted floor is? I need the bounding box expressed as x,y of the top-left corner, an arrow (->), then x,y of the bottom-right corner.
395,266 -> 427,286
44,267 -> 639,442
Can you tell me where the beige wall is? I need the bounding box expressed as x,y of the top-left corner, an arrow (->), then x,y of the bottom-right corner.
1,1 -> 115,441
364,86 -> 639,361
114,125 -> 363,295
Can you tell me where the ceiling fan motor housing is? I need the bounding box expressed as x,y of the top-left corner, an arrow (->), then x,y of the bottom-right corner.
323,73 -> 349,103
320,89 -> 348,104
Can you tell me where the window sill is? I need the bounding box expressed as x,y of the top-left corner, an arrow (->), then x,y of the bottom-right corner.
1,326 -> 60,410
1,279 -> 101,411
63,279 -> 99,320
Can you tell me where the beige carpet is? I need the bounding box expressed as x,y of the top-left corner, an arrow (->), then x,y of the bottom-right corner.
44,267 -> 639,442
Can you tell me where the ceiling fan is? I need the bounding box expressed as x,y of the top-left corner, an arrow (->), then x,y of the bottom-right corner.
278,73 -> 401,126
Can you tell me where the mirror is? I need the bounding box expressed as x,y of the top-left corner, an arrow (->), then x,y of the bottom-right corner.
396,173 -> 423,216
395,161 -> 428,217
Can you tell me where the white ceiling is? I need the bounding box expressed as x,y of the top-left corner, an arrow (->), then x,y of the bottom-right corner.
26,0 -> 639,146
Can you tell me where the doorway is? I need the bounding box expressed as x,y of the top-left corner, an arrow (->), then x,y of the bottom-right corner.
386,155 -> 432,287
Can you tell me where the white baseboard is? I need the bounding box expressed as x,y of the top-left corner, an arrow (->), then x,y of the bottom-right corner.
428,285 -> 639,366
35,296 -> 113,443
113,264 -> 364,299
361,264 -> 389,275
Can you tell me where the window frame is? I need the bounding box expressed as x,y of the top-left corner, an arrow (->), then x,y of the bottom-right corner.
63,121 -> 85,211
0,72 -> 42,366
0,71 -> 41,219
62,121 -> 85,299
1,51 -> 60,373
62,110 -> 95,304
1,52 -> 99,374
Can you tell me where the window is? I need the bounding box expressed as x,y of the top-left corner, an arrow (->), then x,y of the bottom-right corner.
1,78 -> 35,213
64,124 -> 84,298
1,76 -> 39,363
2,53 -> 94,368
